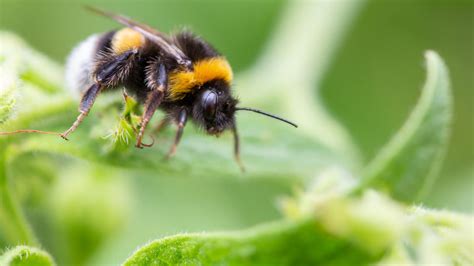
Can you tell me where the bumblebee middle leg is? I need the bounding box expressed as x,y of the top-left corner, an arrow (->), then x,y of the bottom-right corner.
61,49 -> 138,140
136,63 -> 167,148
166,108 -> 188,158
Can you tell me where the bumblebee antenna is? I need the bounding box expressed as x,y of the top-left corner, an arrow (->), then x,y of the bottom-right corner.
235,107 -> 298,128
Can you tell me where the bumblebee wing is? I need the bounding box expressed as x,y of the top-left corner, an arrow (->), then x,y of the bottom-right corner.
86,6 -> 192,68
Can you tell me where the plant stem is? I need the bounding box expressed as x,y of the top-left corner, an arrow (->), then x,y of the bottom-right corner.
238,0 -> 366,167
0,99 -> 74,246
0,151 -> 38,246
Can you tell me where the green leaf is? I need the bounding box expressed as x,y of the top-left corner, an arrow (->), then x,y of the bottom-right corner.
123,168 -> 473,266
123,218 -> 376,266
0,32 -> 63,94
0,246 -> 55,266
357,51 -> 452,202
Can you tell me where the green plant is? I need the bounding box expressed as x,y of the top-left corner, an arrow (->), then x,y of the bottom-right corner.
0,1 -> 472,265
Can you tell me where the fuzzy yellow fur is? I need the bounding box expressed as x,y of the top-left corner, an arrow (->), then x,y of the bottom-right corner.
111,28 -> 145,54
168,57 -> 232,100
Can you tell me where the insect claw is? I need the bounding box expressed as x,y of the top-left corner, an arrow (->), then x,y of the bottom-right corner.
140,134 -> 155,148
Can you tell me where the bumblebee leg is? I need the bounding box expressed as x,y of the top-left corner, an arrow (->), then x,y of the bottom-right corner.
61,83 -> 102,139
61,50 -> 137,140
232,124 -> 245,172
136,63 -> 167,148
166,109 -> 187,159
153,117 -> 170,134
96,50 -> 138,86
136,89 -> 164,148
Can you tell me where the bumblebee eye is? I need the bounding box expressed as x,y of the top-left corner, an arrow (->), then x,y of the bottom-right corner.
202,90 -> 218,120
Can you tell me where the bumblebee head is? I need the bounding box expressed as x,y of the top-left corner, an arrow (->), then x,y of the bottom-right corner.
192,81 -> 238,135
192,80 -> 298,136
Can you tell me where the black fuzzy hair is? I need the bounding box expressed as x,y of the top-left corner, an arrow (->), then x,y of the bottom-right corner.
173,31 -> 220,62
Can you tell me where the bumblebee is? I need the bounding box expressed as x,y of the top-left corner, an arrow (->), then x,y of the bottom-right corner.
2,7 -> 297,169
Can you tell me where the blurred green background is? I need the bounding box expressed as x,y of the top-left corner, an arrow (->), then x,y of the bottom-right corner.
1,0 -> 472,265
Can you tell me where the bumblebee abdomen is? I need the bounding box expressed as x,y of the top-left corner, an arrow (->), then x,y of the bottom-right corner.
65,29 -> 145,97
65,34 -> 101,98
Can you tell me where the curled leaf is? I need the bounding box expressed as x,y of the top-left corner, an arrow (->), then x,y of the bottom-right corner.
102,93 -> 141,152
0,246 -> 55,266
357,51 -> 452,202
280,170 -> 474,265
281,168 -> 405,256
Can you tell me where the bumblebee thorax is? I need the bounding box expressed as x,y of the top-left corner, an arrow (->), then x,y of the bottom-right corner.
168,57 -> 233,100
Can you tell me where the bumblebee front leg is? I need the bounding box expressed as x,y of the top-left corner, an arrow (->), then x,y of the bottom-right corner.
61,50 -> 137,140
61,83 -> 102,139
136,63 -> 167,148
166,109 -> 187,158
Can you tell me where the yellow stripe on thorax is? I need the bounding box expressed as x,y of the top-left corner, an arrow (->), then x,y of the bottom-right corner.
168,57 -> 233,100
112,28 -> 145,54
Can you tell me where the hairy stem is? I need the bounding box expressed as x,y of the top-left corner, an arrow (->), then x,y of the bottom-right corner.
0,151 -> 38,246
